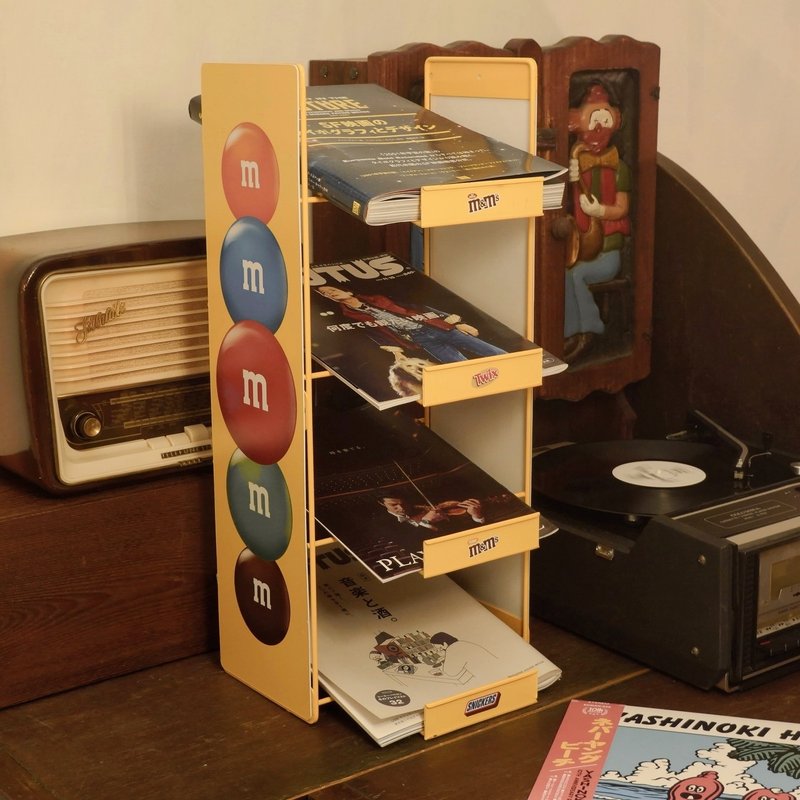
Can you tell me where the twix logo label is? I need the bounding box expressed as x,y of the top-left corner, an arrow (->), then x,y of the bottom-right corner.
472,367 -> 499,388
74,300 -> 126,344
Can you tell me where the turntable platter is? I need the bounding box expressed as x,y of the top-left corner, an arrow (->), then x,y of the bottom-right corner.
532,440 -> 737,518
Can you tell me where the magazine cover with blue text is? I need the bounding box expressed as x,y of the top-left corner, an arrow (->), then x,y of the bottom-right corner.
528,700 -> 800,800
305,83 -> 566,225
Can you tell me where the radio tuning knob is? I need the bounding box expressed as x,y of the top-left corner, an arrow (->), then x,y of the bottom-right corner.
73,412 -> 102,440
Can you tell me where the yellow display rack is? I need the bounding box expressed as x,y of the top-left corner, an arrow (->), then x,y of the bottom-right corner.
200,56 -> 545,739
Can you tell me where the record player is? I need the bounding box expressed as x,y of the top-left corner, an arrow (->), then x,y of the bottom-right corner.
531,410 -> 800,691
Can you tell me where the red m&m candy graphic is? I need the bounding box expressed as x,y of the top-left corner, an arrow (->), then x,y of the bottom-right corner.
216,320 -> 296,465
221,122 -> 280,224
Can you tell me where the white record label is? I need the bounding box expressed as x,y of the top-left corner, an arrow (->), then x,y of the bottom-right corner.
612,460 -> 707,488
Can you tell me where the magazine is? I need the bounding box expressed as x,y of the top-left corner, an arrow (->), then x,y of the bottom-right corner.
315,544 -> 562,746
310,252 -> 560,409
313,404 -> 537,582
188,85 -> 566,224
306,83 -> 566,224
528,699 -> 800,800
542,350 -> 568,376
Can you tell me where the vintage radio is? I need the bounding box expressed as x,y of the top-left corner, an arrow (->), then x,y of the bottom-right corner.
0,220 -> 211,493
531,412 -> 800,691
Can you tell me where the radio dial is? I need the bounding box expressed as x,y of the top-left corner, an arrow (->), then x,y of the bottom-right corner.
73,412 -> 102,440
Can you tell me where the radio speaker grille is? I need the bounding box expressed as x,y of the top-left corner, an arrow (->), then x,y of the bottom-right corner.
41,260 -> 209,397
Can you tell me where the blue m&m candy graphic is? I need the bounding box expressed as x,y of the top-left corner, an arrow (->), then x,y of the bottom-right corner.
220,216 -> 288,331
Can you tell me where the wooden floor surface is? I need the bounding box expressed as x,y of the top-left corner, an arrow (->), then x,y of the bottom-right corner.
1,618 -> 797,800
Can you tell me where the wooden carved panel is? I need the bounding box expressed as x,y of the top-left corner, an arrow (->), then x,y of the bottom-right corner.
533,35 -> 660,401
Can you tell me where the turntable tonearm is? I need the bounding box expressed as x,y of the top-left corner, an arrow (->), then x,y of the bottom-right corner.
531,410 -> 800,690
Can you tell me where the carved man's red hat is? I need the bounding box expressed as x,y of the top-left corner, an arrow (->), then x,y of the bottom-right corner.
583,82 -> 611,105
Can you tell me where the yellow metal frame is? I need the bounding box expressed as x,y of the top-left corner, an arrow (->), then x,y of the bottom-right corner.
419,176 -> 544,228
201,56 -> 545,742
201,62 -> 318,723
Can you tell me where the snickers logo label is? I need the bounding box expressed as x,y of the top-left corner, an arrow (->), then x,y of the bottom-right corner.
465,692 -> 501,716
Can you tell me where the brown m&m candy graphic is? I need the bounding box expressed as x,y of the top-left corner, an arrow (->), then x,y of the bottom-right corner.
234,549 -> 291,645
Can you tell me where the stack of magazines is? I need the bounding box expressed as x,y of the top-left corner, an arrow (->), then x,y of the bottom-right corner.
313,404 -> 538,582
306,83 -> 567,225
315,544 -> 561,746
309,252 -> 567,411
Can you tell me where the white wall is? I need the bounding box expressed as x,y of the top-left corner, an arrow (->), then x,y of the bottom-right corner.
2,1 -> 798,298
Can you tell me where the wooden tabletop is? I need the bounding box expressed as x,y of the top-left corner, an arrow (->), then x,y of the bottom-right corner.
1,617 -> 797,800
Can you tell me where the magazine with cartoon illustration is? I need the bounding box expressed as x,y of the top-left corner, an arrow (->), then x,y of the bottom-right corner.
313,404 -> 537,582
310,252 -> 550,409
528,699 -> 800,800
315,545 -> 561,745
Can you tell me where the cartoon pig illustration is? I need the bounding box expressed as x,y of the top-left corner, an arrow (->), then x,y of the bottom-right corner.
668,771 -> 725,800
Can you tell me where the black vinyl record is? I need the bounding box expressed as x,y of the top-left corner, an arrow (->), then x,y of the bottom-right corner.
532,439 -> 737,519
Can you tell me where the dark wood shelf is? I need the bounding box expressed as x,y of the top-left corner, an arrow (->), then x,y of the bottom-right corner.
0,467 -> 218,709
